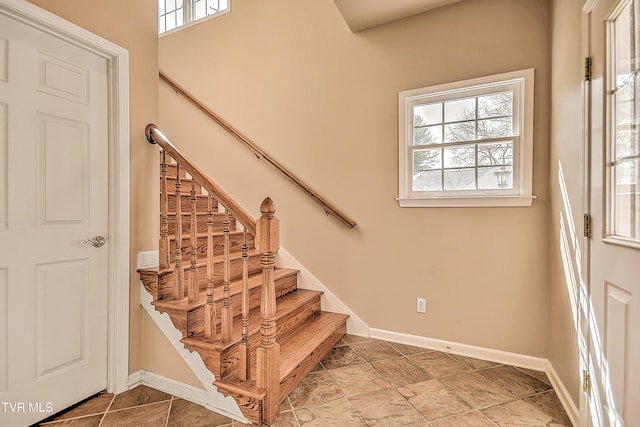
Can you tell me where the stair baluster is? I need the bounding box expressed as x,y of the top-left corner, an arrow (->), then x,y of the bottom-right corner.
174,163 -> 184,300
159,150 -> 170,276
239,228 -> 250,381
220,210 -> 233,342
256,197 -> 280,425
188,179 -> 199,304
205,194 -> 216,340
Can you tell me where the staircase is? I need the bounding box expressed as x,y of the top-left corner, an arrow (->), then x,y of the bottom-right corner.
138,124 -> 348,425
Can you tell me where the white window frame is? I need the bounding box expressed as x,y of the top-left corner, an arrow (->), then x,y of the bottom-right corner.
158,0 -> 230,35
398,69 -> 536,207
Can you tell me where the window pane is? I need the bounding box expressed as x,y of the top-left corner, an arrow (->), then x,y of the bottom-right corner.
613,159 -> 639,238
616,130 -> 638,159
610,0 -> 640,241
445,121 -> 476,142
478,166 -> 514,189
413,171 -> 442,191
477,141 -> 513,166
478,117 -> 513,138
166,11 -> 177,31
414,103 -> 442,125
414,125 -> 442,145
444,144 -> 475,168
445,98 -> 475,122
444,168 -> 476,190
194,0 -> 206,19
478,91 -> 513,118
413,148 -> 442,170
159,0 -> 166,15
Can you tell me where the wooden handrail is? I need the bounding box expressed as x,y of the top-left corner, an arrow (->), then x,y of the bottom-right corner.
159,71 -> 357,229
146,123 -> 257,236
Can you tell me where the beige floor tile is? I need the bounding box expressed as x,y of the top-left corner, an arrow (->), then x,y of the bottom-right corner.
397,379 -> 471,421
370,357 -> 432,387
295,398 -> 365,426
523,391 -> 572,425
40,414 -> 104,426
101,401 -> 171,427
109,385 -> 172,411
387,342 -> 431,356
516,367 -> 552,386
478,365 -> 552,398
349,388 -> 427,427
50,392 -> 113,421
328,363 -> 392,397
448,354 -> 500,370
440,371 -> 515,408
481,396 -> 570,426
431,410 -> 497,427
408,351 -> 471,378
166,398 -> 234,426
320,345 -> 367,370
288,371 -> 344,408
350,340 -> 402,362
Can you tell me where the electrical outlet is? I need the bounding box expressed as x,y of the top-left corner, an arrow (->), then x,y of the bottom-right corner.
416,298 -> 426,313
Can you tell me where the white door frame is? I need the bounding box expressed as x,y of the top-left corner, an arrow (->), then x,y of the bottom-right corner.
0,0 -> 130,394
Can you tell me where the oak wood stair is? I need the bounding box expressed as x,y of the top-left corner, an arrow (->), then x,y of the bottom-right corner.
139,124 -> 348,425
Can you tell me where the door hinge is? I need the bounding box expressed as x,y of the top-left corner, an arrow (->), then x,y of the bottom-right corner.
583,369 -> 592,394
584,214 -> 592,238
585,57 -> 593,81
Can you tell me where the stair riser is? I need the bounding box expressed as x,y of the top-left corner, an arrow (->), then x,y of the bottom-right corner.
156,255 -> 262,300
214,296 -> 321,381
178,273 -> 298,337
153,304 -> 204,338
168,233 -> 256,263
164,163 -> 185,179
278,321 -> 346,402
166,213 -> 236,235
165,177 -> 201,193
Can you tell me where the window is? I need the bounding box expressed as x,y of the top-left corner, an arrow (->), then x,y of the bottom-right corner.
158,0 -> 230,35
606,0 -> 640,246
398,69 -> 535,207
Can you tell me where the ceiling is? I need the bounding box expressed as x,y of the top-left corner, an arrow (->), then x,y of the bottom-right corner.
333,0 -> 465,32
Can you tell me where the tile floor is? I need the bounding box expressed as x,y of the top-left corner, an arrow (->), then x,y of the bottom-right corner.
37,335 -> 572,426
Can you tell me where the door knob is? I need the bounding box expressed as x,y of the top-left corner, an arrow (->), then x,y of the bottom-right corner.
84,236 -> 106,248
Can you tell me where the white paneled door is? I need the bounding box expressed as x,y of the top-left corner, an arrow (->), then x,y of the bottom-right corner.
585,0 -> 640,425
0,9 -> 109,427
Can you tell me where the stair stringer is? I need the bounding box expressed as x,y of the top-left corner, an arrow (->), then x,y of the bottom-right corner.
138,277 -> 249,424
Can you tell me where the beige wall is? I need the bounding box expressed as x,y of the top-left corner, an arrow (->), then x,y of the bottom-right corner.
548,0 -> 585,406
26,0 -> 160,377
158,0 -> 552,359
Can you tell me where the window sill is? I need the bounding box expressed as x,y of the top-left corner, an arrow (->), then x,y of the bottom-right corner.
397,195 -> 536,208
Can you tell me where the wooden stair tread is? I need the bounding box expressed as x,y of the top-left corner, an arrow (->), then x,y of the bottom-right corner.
152,268 -> 299,311
278,311 -> 349,381
181,288 -> 323,351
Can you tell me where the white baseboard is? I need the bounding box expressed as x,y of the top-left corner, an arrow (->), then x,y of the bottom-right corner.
370,328 -> 548,370
544,361 -> 579,427
128,370 -> 248,423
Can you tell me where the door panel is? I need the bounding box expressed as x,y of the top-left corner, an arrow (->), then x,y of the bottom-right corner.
587,0 -> 640,425
0,9 -> 109,426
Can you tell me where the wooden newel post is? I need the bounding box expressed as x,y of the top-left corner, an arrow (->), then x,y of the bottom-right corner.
256,197 -> 280,424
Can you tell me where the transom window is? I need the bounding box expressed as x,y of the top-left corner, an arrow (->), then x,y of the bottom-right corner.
398,69 -> 535,207
159,0 -> 229,35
